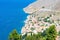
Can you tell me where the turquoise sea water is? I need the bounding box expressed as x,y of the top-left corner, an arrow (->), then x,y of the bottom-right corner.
0,0 -> 36,40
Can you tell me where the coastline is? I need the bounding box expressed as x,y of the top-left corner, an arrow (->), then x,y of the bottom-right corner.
21,0 -> 60,34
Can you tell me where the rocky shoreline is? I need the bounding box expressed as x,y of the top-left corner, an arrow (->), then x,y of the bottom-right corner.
21,0 -> 60,37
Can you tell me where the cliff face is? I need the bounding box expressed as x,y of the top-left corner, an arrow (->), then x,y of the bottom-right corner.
21,0 -> 60,34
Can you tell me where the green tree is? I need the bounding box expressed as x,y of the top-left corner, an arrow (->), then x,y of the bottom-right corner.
25,32 -> 46,40
44,25 -> 57,40
20,34 -> 22,40
58,31 -> 60,36
25,35 -> 32,40
8,29 -> 20,40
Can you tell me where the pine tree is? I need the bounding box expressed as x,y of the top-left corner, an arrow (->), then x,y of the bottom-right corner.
45,25 -> 57,40
8,29 -> 20,40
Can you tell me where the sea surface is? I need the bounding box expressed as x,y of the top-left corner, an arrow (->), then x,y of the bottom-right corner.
0,0 -> 36,40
